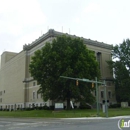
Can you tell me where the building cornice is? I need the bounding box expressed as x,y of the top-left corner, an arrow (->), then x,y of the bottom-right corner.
23,29 -> 112,51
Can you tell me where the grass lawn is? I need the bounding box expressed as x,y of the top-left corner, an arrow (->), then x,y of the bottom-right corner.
0,108 -> 130,118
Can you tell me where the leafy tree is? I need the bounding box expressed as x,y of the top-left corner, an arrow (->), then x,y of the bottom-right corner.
107,39 -> 130,103
29,35 -> 100,109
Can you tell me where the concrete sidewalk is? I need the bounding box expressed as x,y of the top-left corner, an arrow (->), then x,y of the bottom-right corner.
61,115 -> 130,120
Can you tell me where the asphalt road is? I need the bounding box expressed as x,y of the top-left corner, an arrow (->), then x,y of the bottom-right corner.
0,117 -> 126,130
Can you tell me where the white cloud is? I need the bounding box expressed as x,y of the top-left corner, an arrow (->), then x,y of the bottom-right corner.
84,2 -> 101,14
0,0 -> 46,35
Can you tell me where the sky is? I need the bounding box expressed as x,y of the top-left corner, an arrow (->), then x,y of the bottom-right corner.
0,0 -> 130,55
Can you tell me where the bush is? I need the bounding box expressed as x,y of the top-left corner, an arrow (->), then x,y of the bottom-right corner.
109,103 -> 121,108
6,109 -> 9,111
10,109 -> 14,111
43,105 -> 49,110
24,108 -> 34,111
79,102 -> 91,109
37,106 -> 43,110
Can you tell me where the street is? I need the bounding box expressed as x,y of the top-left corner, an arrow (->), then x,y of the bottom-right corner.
0,117 -> 125,130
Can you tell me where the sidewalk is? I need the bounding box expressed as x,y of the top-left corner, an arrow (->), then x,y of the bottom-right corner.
61,115 -> 130,120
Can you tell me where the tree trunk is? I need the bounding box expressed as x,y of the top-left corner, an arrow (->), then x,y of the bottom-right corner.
67,98 -> 71,110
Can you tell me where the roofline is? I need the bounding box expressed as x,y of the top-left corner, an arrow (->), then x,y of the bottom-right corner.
23,29 -> 112,51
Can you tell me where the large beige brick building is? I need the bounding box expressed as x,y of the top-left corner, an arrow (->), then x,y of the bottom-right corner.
0,29 -> 116,110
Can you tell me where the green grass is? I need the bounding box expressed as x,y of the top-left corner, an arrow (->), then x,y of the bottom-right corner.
0,108 -> 130,118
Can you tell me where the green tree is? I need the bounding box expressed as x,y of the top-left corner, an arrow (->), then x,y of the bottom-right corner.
29,35 -> 100,109
107,39 -> 130,103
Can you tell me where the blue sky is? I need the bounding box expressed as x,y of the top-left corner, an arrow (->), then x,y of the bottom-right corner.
0,0 -> 130,55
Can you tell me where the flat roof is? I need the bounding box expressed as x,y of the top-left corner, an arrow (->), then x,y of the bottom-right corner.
23,29 -> 112,51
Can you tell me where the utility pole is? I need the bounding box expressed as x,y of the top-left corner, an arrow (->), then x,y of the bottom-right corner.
104,80 -> 108,117
95,77 -> 99,116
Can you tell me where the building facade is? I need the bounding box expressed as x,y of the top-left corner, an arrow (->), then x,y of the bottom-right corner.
0,29 -> 116,110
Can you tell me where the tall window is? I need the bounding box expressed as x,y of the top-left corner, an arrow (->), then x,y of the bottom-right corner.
97,52 -> 101,69
37,91 -> 40,99
33,91 -> 35,99
101,91 -> 104,98
108,91 -> 112,99
33,82 -> 36,86
0,91 -> 2,96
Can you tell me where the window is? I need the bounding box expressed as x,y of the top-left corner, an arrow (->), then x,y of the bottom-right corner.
0,98 -> 2,102
97,52 -> 101,69
33,91 -> 35,99
41,93 -> 43,98
33,82 -> 35,86
101,91 -> 104,98
11,105 -> 13,109
37,91 -> 39,99
108,91 -> 112,99
37,91 -> 41,99
29,104 -> 31,108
